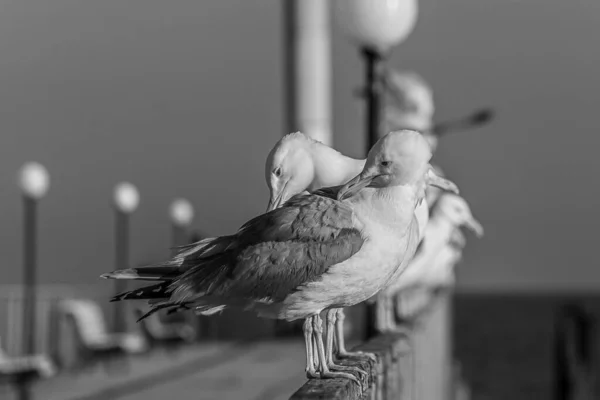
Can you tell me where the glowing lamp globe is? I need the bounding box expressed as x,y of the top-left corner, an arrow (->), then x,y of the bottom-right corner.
18,162 -> 50,199
334,0 -> 418,53
113,182 -> 140,214
169,198 -> 194,227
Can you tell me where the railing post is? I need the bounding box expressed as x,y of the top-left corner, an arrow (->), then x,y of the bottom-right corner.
411,288 -> 453,400
553,303 -> 597,400
16,163 -> 50,400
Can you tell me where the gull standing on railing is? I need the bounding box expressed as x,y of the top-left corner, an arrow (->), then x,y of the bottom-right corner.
383,194 -> 483,330
264,131 -> 431,370
101,131 -> 458,389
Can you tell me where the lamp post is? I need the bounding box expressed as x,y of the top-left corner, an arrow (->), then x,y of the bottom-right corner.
17,162 -> 50,400
334,0 -> 418,339
335,0 -> 418,147
112,182 -> 139,333
169,198 -> 194,252
18,163 -> 50,356
169,198 -> 200,332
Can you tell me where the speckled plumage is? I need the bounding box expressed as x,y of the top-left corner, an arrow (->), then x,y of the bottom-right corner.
107,192 -> 366,320
171,194 -> 364,304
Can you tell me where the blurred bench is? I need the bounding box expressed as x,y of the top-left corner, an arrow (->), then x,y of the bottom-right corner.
58,299 -> 148,370
0,337 -> 56,387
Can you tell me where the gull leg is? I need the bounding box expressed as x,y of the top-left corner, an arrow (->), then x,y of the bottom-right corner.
394,295 -> 417,400
313,328 -> 320,371
336,308 -> 377,363
386,294 -> 406,332
396,322 -> 416,400
313,314 -> 362,390
325,309 -> 369,386
303,317 -> 319,379
376,295 -> 392,332
325,309 -> 336,366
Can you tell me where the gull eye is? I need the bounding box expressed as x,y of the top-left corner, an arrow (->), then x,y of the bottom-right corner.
273,167 -> 282,177
380,161 -> 391,167
405,101 -> 419,114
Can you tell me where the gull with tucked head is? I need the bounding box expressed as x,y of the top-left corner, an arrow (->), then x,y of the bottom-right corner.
264,131 -> 438,369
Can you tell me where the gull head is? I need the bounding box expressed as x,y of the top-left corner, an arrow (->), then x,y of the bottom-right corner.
383,69 -> 434,121
382,69 -> 437,151
338,130 -> 459,201
265,132 -> 315,211
434,194 -> 484,237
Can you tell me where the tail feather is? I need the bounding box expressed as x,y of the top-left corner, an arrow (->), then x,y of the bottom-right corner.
137,302 -> 193,322
101,266 -> 179,281
101,235 -> 239,320
194,304 -> 226,316
101,237 -> 230,282
110,282 -> 171,302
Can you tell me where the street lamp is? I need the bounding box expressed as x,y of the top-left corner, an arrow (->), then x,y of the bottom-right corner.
334,0 -> 418,148
334,0 -> 418,339
17,162 -> 50,357
169,198 -> 194,251
112,182 -> 140,333
17,162 -> 50,400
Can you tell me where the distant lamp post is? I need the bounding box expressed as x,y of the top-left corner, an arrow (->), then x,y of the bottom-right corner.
334,0 -> 418,148
169,198 -> 194,251
112,182 -> 139,333
17,162 -> 50,400
18,162 -> 50,357
335,0 -> 418,339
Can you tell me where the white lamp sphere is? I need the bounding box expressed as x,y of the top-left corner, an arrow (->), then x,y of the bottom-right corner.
113,182 -> 140,213
18,162 -> 50,199
169,198 -> 194,227
334,0 -> 418,53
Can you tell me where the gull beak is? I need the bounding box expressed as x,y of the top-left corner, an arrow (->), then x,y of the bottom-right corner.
427,166 -> 459,195
267,190 -> 283,212
464,216 -> 485,238
266,195 -> 278,212
337,171 -> 378,201
266,182 -> 290,212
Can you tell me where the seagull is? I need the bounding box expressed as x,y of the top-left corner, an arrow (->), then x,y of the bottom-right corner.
379,193 -> 483,332
380,69 -> 436,150
380,68 -> 494,154
423,241 -> 464,289
394,242 -> 464,328
380,194 -> 481,396
265,131 -> 432,369
101,130 -> 458,388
